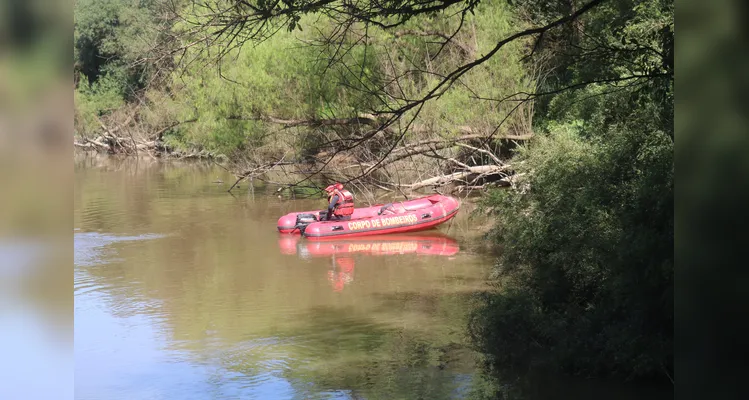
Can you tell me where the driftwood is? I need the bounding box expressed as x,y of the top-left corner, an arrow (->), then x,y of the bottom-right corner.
75,106 -> 530,194
75,115 -> 198,156
435,171 -> 527,195
75,135 -> 162,154
406,165 -> 512,190
74,138 -> 109,150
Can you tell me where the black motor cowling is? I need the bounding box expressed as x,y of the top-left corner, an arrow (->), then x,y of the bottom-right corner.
297,213 -> 318,224
294,213 -> 318,233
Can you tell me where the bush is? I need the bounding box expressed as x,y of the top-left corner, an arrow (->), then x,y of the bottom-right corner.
470,115 -> 673,379
74,73 -> 126,138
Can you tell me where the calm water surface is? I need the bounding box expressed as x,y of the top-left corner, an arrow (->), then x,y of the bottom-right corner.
74,155 -> 671,400
74,155 -> 494,400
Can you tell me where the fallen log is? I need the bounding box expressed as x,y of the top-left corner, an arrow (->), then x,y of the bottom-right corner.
407,165 -> 512,190
74,141 -> 102,150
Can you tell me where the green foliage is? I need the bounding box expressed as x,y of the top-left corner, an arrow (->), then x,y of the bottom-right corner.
468,0 -> 674,380
414,1 -> 533,135
74,0 -> 162,97
74,0 -> 122,83
74,73 -> 127,137
72,0 -> 674,382
528,0 -> 674,134
68,0 -> 678,390
74,0 -> 532,154
471,90 -> 673,381
73,0 -> 172,139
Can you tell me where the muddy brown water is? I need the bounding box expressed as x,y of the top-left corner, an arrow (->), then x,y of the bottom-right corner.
74,154 -> 672,399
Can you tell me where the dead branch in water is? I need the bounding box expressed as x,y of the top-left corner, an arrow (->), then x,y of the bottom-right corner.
75,115 -> 199,157
227,153 -> 290,192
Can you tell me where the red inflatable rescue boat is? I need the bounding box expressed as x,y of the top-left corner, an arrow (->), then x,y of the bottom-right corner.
277,194 -> 460,239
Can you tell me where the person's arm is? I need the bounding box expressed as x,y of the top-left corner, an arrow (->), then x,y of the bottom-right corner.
328,194 -> 340,212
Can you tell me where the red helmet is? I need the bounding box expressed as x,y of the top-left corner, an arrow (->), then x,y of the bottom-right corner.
324,182 -> 343,192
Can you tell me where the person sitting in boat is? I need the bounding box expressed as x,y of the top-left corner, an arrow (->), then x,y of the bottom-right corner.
323,182 -> 354,220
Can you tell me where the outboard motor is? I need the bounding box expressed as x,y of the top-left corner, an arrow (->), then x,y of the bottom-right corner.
294,213 -> 318,234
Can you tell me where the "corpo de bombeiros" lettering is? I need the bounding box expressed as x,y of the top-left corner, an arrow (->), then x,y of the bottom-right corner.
347,214 -> 418,231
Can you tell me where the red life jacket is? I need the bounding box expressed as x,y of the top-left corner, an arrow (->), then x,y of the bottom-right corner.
329,188 -> 354,216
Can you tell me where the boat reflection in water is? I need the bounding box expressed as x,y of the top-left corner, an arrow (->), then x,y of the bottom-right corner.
279,233 -> 460,291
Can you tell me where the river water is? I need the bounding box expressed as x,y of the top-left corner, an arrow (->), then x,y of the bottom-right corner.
74,154 -> 671,399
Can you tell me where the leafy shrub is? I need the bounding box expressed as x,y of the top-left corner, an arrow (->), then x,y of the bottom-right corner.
470,112 -> 673,379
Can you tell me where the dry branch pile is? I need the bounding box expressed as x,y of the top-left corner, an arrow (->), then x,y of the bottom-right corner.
222,116 -> 530,196
73,106 -> 204,158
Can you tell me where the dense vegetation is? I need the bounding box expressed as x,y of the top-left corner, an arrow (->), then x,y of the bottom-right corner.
469,0 -> 673,381
74,0 -> 531,163
74,0 -> 673,385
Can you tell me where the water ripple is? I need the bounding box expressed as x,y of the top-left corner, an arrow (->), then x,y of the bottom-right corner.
74,232 -> 167,268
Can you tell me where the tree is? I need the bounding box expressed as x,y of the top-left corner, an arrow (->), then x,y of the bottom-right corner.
166,0 -> 671,191
468,0 -> 673,381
